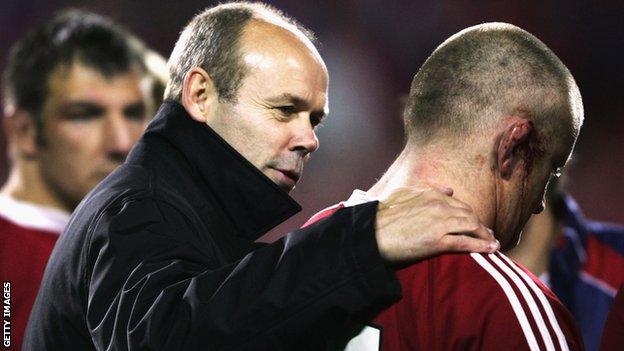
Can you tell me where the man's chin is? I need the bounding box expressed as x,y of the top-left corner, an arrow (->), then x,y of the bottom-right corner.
279,183 -> 295,193
500,228 -> 523,252
274,178 -> 295,193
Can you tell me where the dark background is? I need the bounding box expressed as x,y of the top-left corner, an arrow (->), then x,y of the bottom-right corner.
2,0 -> 623,241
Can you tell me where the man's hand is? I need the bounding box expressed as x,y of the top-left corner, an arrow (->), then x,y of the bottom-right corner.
375,186 -> 499,263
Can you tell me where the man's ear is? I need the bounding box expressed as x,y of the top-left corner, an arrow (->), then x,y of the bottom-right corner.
180,67 -> 219,123
3,108 -> 38,159
497,119 -> 535,179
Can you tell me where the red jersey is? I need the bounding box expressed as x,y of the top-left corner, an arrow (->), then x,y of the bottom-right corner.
0,195 -> 69,350
305,190 -> 584,351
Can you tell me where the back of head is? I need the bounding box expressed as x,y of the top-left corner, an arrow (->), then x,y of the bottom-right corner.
403,23 -> 583,149
164,1 -> 315,102
3,9 -> 147,119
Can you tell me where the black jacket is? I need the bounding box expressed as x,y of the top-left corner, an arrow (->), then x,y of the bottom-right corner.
23,101 -> 400,350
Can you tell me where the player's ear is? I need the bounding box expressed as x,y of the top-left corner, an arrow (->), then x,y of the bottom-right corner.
496,118 -> 535,179
3,107 -> 38,159
181,67 -> 219,124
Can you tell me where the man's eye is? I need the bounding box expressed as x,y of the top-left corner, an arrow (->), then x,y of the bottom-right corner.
124,104 -> 147,121
310,116 -> 324,128
275,106 -> 296,115
63,111 -> 101,121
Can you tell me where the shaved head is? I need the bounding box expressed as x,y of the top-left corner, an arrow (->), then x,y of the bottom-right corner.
403,23 -> 583,149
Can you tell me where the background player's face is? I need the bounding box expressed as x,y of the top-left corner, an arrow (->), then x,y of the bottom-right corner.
208,21 -> 328,193
36,63 -> 149,208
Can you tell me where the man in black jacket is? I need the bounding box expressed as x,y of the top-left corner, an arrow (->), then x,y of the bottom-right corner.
24,3 -> 499,350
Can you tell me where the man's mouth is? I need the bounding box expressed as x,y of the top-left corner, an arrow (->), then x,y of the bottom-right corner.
277,169 -> 300,183
269,167 -> 301,191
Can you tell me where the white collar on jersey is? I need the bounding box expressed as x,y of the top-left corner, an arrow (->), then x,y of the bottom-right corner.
0,194 -> 71,234
343,189 -> 376,207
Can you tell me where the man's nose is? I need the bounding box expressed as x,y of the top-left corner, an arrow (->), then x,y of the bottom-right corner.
290,115 -> 320,155
104,115 -> 133,160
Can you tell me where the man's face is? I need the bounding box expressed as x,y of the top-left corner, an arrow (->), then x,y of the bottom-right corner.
36,63 -> 149,209
208,21 -> 329,193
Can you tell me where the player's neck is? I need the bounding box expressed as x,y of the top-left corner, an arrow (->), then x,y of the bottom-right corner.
506,207 -> 560,276
367,147 -> 496,227
1,159 -> 71,213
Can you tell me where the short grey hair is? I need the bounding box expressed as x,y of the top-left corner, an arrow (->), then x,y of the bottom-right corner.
164,2 -> 315,102
403,23 -> 583,147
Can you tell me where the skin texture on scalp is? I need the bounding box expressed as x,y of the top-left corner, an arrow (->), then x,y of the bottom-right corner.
368,23 -> 583,252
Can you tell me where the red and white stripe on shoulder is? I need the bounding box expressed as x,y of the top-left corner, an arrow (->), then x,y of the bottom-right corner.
470,252 -> 572,351
302,203 -> 345,228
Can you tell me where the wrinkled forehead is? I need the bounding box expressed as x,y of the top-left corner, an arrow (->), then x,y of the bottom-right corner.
50,61 -> 143,89
43,62 -> 147,110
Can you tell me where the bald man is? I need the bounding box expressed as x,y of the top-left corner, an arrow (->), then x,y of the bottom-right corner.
24,3 -> 499,350
306,23 -> 585,350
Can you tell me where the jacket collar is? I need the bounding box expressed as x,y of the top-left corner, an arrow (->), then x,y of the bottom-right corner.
134,101 -> 301,241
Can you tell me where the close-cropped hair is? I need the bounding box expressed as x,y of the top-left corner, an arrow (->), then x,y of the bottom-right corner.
403,23 -> 583,147
3,9 -> 147,120
165,1 -> 315,102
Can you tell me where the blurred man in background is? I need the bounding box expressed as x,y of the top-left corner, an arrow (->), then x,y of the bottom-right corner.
306,22 -> 585,350
0,10 -> 155,349
508,180 -> 624,351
